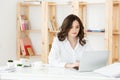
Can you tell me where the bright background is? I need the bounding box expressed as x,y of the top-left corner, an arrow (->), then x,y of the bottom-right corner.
0,0 -> 118,66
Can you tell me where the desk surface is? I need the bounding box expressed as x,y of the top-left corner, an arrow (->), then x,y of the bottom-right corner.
0,66 -> 119,80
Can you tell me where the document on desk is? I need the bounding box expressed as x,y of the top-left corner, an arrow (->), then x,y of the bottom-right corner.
93,62 -> 120,78
0,66 -> 16,73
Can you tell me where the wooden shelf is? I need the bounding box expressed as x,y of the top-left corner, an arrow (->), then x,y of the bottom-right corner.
48,2 -> 71,6
86,32 -> 105,35
49,30 -> 60,33
20,54 -> 41,58
113,31 -> 120,35
114,1 -> 120,4
22,29 -> 41,33
32,53 -> 41,56
79,2 -> 105,5
17,2 -> 42,61
20,2 -> 41,6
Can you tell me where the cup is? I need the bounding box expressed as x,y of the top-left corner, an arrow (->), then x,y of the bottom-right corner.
32,61 -> 42,69
7,62 -> 14,68
20,58 -> 31,67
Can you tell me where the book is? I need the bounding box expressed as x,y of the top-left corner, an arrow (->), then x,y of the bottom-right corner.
19,15 -> 29,31
24,20 -> 29,30
20,37 -> 35,56
0,66 -> 16,73
87,29 -> 105,32
48,20 -> 54,31
26,46 -> 34,56
50,19 -> 58,31
24,45 -> 30,56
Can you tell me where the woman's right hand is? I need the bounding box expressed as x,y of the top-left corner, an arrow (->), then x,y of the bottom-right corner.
65,62 -> 79,70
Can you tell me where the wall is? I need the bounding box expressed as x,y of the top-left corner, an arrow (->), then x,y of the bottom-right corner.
0,0 -> 17,66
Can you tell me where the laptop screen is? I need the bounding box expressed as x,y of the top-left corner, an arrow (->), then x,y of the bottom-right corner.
79,51 -> 109,72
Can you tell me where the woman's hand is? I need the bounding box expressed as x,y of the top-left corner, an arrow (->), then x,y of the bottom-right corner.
65,62 -> 79,70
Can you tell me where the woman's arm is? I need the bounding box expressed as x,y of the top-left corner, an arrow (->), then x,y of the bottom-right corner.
48,37 -> 66,67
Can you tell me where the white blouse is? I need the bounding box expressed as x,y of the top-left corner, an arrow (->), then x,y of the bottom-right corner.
48,37 -> 91,67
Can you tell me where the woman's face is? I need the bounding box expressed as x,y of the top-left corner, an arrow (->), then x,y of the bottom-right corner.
68,20 -> 80,38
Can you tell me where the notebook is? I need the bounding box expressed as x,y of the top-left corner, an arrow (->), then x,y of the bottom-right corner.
93,62 -> 120,78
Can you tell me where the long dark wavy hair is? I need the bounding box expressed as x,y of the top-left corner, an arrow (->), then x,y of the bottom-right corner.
57,14 -> 86,46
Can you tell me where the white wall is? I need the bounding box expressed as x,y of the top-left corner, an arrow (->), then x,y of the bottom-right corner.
0,0 -> 17,66
0,0 -> 105,66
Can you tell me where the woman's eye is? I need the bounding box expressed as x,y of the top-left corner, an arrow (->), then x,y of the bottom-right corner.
76,26 -> 80,29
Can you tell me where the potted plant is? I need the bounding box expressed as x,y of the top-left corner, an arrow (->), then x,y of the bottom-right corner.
17,63 -> 23,69
17,64 -> 23,67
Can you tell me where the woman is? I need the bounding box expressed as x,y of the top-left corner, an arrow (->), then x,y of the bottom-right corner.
48,14 -> 91,69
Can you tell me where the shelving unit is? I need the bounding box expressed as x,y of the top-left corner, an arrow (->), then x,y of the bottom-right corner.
17,1 -> 120,64
107,0 -> 120,63
72,1 -> 115,63
41,2 -> 72,63
16,1 -> 58,63
17,2 -> 42,60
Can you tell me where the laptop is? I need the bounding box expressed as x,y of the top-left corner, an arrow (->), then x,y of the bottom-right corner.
78,51 -> 109,72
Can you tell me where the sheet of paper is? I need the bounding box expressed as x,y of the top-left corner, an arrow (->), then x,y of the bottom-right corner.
93,62 -> 120,78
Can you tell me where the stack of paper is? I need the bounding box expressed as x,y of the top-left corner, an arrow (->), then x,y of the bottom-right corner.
0,66 -> 16,73
93,62 -> 120,78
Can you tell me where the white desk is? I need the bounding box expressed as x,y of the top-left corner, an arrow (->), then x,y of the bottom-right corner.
0,66 -> 119,80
